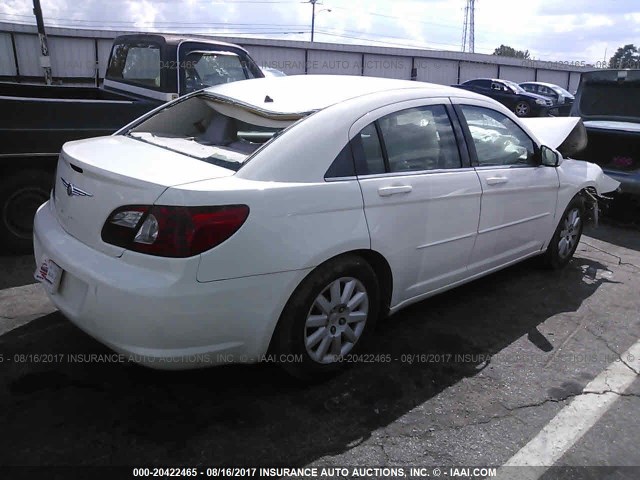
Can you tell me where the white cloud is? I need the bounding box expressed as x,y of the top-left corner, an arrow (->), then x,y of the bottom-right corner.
128,0 -> 161,27
1,0 -> 639,63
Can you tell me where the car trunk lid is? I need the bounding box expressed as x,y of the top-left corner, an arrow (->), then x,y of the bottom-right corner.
54,135 -> 234,257
571,69 -> 640,123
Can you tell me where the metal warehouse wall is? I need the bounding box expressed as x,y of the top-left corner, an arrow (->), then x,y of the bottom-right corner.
0,22 -> 589,90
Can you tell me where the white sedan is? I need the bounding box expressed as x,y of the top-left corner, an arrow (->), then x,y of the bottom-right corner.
33,75 -> 618,377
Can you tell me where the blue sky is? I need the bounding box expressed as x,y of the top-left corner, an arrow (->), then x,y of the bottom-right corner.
1,0 -> 639,62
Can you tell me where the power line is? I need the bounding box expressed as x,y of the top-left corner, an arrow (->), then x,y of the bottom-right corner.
315,27 -> 493,53
314,30 -> 461,51
0,19 -> 309,35
105,0 -> 302,3
0,13 -> 307,27
328,5 -> 462,31
0,2 -> 496,53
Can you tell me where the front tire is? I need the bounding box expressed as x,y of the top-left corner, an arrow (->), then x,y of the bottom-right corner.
544,195 -> 585,269
272,254 -> 380,379
514,101 -> 531,117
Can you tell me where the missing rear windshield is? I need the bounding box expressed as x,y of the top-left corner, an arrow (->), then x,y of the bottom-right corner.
126,94 -> 298,171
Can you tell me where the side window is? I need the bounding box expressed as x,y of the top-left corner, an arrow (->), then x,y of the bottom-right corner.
460,105 -> 537,167
354,123 -> 386,175
474,79 -> 491,89
107,42 -> 161,88
377,105 -> 462,173
325,143 -> 356,179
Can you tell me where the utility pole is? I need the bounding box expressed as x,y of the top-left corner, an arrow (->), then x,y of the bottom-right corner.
461,0 -> 476,53
469,0 -> 475,53
32,0 -> 52,84
461,1 -> 468,52
310,0 -> 317,42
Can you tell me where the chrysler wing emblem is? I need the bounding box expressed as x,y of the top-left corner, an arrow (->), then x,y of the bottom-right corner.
61,177 -> 93,198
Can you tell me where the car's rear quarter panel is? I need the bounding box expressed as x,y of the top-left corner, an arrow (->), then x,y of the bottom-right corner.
157,177 -> 371,282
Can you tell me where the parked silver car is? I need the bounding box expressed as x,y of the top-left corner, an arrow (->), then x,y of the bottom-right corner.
520,82 -> 575,116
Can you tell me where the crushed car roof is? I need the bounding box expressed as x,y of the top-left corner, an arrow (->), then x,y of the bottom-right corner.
203,75 -> 477,115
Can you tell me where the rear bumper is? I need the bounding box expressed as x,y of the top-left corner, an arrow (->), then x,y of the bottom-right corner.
33,200 -> 309,369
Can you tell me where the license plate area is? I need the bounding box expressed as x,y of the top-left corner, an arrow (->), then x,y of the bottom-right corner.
34,257 -> 64,293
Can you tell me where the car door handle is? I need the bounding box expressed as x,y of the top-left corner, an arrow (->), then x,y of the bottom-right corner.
486,176 -> 508,185
377,185 -> 413,197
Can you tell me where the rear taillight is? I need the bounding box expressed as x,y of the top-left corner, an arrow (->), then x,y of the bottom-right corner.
102,205 -> 249,257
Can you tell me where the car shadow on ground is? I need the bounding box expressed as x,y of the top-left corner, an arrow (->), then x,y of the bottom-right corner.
0,256 -> 615,466
584,222 -> 640,252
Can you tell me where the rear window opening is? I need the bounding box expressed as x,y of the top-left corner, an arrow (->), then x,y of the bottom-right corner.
126,95 -> 301,171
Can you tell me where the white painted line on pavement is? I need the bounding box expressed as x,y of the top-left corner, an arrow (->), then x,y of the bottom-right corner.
0,283 -> 56,336
494,339 -> 640,480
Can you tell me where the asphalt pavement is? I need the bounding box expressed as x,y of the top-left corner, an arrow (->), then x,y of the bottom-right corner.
0,223 -> 638,478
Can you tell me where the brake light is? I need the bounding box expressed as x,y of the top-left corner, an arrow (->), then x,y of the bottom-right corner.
102,205 -> 249,257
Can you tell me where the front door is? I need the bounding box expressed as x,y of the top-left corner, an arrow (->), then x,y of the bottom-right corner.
454,101 -> 560,274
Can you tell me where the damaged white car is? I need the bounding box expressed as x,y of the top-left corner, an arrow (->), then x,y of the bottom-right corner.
33,75 -> 619,377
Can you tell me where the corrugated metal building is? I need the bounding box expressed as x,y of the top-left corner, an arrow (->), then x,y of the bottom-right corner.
0,21 -> 589,90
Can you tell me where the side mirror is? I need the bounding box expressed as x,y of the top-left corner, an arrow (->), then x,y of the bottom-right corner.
541,145 -> 562,167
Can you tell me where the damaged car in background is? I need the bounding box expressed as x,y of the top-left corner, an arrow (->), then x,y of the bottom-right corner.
33,75 -> 618,379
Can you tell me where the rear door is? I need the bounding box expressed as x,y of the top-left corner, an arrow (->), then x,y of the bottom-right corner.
490,81 -> 517,110
351,98 -> 482,306
466,79 -> 491,95
453,100 -> 560,274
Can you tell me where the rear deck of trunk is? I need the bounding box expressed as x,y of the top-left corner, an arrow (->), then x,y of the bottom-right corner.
574,128 -> 640,173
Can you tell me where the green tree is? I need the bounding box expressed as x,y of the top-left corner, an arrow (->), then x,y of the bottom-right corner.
608,44 -> 640,68
492,44 -> 530,59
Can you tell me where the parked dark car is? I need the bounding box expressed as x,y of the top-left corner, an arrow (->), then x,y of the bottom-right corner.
570,69 -> 640,201
453,78 -> 553,118
0,33 -> 263,252
520,81 -> 575,116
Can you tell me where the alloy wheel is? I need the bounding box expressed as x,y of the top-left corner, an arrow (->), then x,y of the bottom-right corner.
304,276 -> 369,364
515,102 -> 530,117
557,207 -> 581,259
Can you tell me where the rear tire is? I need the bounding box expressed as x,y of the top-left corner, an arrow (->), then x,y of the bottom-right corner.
272,254 -> 380,380
544,195 -> 585,269
0,169 -> 52,253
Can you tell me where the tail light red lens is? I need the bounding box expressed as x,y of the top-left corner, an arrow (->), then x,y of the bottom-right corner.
102,205 -> 249,257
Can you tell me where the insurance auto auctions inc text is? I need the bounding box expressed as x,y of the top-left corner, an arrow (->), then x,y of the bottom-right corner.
255,466 -> 497,478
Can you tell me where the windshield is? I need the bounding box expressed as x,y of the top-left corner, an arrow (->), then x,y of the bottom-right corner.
502,80 -> 526,94
551,85 -> 573,97
126,94 -> 303,171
